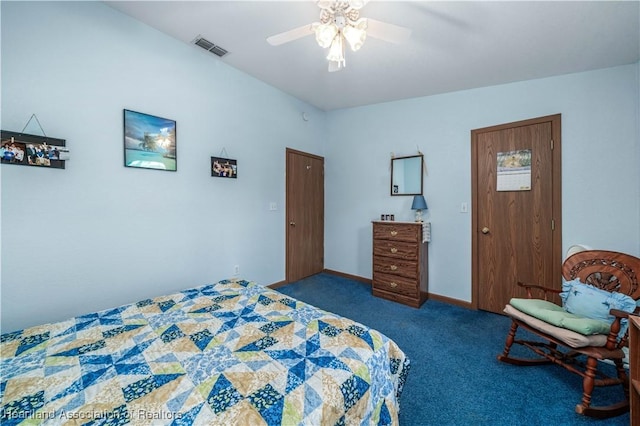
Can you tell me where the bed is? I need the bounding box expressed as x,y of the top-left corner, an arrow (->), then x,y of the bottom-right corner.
0,279 -> 410,425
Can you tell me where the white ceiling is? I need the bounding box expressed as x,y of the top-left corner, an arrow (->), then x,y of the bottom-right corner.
105,1 -> 640,111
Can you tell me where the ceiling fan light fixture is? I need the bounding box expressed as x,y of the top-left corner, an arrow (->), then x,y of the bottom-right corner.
328,60 -> 343,72
313,22 -> 339,48
317,0 -> 335,10
343,19 -> 367,51
326,35 -> 345,66
348,0 -> 367,10
267,0 -> 409,72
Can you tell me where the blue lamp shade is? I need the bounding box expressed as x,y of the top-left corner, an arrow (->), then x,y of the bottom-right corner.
411,195 -> 428,210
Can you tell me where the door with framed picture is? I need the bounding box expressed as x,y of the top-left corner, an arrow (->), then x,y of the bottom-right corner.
471,115 -> 562,314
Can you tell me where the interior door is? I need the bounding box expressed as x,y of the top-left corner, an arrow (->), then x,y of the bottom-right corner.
471,115 -> 562,314
286,148 -> 324,282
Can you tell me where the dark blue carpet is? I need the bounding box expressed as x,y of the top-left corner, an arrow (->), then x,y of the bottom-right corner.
277,273 -> 630,425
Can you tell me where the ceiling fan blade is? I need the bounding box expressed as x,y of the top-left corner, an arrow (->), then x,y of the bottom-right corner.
267,24 -> 314,46
366,18 -> 411,44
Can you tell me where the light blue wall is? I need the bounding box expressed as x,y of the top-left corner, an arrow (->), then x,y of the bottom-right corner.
0,1 -> 326,332
2,2 -> 639,332
324,63 -> 640,303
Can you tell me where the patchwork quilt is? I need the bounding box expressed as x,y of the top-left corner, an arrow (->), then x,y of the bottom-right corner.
1,279 -> 410,425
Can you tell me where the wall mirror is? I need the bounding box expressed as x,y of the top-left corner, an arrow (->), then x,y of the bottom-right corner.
391,154 -> 423,196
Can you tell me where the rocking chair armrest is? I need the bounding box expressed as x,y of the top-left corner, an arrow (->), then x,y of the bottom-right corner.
608,308 -> 633,319
516,281 -> 561,300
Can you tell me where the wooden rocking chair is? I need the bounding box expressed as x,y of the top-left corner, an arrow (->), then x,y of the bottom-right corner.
497,249 -> 640,418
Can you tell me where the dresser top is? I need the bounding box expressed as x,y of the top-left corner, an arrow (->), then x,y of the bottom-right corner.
372,220 -> 422,225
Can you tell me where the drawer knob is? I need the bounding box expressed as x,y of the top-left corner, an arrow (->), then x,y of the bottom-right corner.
390,282 -> 398,288
390,265 -> 398,271
390,230 -> 398,236
390,247 -> 398,254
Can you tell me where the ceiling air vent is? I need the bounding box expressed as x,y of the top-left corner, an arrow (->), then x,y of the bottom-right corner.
193,36 -> 228,58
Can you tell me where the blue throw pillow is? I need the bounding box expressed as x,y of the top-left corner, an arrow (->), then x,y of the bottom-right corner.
561,278 -> 636,326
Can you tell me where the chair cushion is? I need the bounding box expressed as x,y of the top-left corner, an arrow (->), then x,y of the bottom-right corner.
509,298 -> 611,335
504,304 -> 608,348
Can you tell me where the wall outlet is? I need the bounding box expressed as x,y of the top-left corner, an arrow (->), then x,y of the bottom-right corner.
234,265 -> 240,276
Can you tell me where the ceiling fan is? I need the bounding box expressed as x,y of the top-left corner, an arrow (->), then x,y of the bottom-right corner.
266,0 -> 411,72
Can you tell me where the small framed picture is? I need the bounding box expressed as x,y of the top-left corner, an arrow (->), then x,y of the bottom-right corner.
123,109 -> 176,171
1,130 -> 67,169
211,156 -> 237,178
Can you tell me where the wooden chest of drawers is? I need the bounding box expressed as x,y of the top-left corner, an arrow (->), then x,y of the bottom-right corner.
372,221 -> 428,307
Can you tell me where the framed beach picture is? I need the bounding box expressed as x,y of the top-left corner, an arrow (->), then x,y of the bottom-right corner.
211,156 -> 237,178
123,109 -> 177,171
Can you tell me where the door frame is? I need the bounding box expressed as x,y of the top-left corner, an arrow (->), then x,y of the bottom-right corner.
470,114 -> 562,309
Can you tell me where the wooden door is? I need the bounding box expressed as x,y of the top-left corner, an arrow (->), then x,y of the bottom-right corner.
286,148 -> 324,282
471,115 -> 562,314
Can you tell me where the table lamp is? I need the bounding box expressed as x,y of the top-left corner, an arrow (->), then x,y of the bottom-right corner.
411,195 -> 428,222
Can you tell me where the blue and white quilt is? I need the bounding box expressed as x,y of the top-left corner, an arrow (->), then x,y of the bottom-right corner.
1,279 -> 409,425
